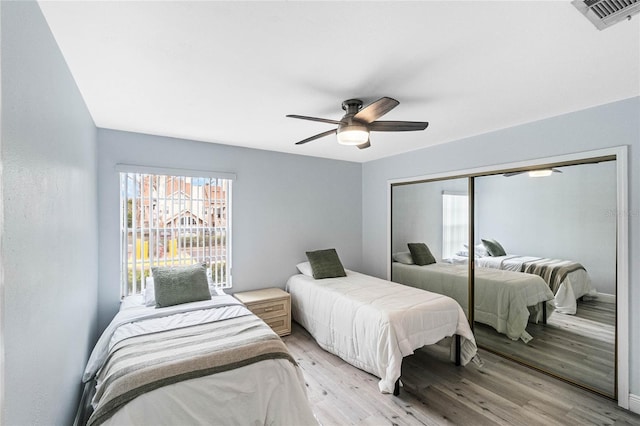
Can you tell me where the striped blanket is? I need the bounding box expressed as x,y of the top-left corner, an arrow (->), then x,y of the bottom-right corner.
518,257 -> 586,294
88,314 -> 295,426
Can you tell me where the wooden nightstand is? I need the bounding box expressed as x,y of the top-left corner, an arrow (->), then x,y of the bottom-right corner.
234,288 -> 291,337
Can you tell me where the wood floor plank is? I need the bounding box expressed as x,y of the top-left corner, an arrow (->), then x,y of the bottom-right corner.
520,399 -> 584,426
282,321 -> 640,426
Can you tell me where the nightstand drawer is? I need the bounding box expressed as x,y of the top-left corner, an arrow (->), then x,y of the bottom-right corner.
264,314 -> 290,336
248,299 -> 288,320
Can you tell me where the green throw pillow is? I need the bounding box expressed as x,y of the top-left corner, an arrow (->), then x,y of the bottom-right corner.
305,248 -> 347,279
481,239 -> 507,257
407,243 -> 436,266
152,263 -> 211,308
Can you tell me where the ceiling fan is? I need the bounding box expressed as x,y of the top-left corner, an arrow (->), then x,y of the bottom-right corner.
286,97 -> 429,150
503,168 -> 563,177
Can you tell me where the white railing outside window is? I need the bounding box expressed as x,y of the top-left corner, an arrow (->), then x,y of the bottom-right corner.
442,192 -> 468,259
119,168 -> 233,296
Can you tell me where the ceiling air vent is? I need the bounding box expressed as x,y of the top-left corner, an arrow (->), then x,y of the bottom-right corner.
572,0 -> 640,30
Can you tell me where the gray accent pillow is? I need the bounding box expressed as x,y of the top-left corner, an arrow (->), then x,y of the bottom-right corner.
305,248 -> 347,279
407,243 -> 436,266
481,239 -> 507,257
152,263 -> 211,308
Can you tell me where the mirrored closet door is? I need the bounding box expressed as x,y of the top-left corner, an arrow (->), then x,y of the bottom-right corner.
473,160 -> 617,397
391,178 -> 471,321
390,155 -> 620,400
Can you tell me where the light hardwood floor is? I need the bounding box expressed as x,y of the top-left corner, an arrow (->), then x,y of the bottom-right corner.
475,298 -> 616,396
283,322 -> 640,426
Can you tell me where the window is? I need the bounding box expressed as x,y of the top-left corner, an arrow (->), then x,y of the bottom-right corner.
119,167 -> 233,296
442,192 -> 468,259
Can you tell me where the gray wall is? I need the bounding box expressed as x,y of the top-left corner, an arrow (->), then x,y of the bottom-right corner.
475,161 -> 617,295
1,2 -> 98,424
362,97 -> 639,395
97,129 -> 362,332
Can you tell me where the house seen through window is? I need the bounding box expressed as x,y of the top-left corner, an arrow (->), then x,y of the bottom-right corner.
119,171 -> 232,296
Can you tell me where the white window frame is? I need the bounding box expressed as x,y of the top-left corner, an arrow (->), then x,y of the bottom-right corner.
116,165 -> 235,296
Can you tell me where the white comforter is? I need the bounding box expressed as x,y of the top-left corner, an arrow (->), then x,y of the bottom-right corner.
476,255 -> 596,314
83,295 -> 318,426
286,270 -> 477,394
392,262 -> 554,343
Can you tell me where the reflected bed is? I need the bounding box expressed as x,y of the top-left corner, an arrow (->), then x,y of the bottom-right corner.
392,262 -> 554,343
446,254 -> 596,314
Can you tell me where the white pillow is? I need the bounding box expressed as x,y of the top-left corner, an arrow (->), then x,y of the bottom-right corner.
474,243 -> 489,257
392,251 -> 414,265
144,277 -> 156,307
463,243 -> 488,257
296,261 -> 313,277
121,294 -> 145,310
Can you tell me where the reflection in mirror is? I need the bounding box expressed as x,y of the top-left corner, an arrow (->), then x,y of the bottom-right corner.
389,159 -> 618,399
473,160 -> 617,397
390,178 -> 471,319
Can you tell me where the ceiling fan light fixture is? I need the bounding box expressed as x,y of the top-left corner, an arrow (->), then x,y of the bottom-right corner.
528,169 -> 553,178
288,97 -> 428,148
336,125 -> 369,146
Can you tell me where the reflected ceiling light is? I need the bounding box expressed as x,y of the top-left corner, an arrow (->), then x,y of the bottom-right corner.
504,168 -> 563,178
528,169 -> 554,177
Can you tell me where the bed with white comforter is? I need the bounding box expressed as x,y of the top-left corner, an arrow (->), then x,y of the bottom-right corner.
79,294 -> 317,426
392,262 -> 555,343
286,270 -> 477,394
476,255 -> 596,314
448,254 -> 596,314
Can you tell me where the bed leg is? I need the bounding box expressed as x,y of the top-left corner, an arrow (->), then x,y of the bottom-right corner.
455,334 -> 461,366
393,378 -> 400,396
542,302 -> 547,325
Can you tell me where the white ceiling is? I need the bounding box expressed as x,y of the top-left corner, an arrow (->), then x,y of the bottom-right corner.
38,1 -> 640,163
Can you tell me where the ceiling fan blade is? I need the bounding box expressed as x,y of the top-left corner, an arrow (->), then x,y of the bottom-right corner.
369,121 -> 429,132
294,129 -> 337,145
357,140 -> 371,150
553,169 -> 563,173
354,97 -> 399,123
286,114 -> 342,125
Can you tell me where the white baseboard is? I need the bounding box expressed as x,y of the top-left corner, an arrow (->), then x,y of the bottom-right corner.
629,393 -> 640,414
596,292 -> 616,304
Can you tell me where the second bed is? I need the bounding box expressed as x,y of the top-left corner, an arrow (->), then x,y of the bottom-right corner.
286,267 -> 477,394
